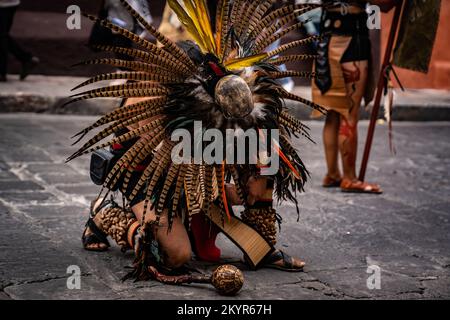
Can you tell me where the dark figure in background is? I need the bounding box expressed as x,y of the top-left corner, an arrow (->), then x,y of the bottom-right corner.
0,0 -> 39,82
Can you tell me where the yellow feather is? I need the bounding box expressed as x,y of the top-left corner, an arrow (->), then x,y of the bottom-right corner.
168,0 -> 216,55
167,0 -> 208,52
225,53 -> 268,70
194,0 -> 216,54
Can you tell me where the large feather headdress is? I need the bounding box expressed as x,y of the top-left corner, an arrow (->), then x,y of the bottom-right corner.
68,0 -> 326,227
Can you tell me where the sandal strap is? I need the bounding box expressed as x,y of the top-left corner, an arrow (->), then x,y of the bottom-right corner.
85,218 -> 109,245
341,179 -> 381,193
264,250 -> 293,269
82,232 -> 109,246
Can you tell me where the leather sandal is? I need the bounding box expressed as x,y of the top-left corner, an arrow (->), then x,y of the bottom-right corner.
262,250 -> 305,272
81,199 -> 113,251
82,218 -> 110,251
340,178 -> 383,194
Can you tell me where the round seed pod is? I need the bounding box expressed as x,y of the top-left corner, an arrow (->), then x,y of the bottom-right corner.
211,265 -> 244,296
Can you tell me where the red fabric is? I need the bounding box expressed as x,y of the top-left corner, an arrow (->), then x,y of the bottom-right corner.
190,213 -> 221,262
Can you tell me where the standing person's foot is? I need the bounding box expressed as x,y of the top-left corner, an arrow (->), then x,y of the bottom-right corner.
340,178 -> 383,194
0,75 -> 6,82
20,56 -> 40,81
322,174 -> 342,188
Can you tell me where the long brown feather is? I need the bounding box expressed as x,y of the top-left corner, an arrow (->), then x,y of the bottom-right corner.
72,97 -> 166,139
253,20 -> 307,54
229,0 -> 245,30
119,0 -> 196,70
84,13 -> 193,73
278,115 -> 313,143
268,54 -> 318,66
73,58 -> 187,77
202,165 -> 214,216
244,0 -> 275,41
250,4 -> 314,39
141,143 -> 173,226
126,136 -> 167,198
156,163 -> 179,217
278,88 -> 327,114
235,0 -> 256,38
65,83 -> 168,107
67,118 -> 165,161
109,130 -> 165,195
89,46 -> 190,75
170,164 -> 187,219
229,166 -> 246,207
74,111 -> 164,157
270,70 -> 317,80
265,35 -> 322,59
72,72 -> 182,92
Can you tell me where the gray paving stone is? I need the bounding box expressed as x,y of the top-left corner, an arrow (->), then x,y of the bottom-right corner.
4,276 -> 123,300
0,171 -> 17,181
308,267 -> 423,299
0,180 -> 44,191
37,173 -> 89,185
0,146 -> 52,163
25,163 -> 79,175
0,191 -> 59,204
57,184 -> 101,197
24,205 -> 87,218
0,204 -> 81,290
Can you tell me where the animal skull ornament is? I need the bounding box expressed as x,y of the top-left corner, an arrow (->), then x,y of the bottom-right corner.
215,75 -> 254,119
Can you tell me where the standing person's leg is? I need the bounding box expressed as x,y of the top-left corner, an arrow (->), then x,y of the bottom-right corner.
339,60 -> 382,193
322,110 -> 342,187
0,7 -> 15,80
6,7 -> 31,61
3,6 -> 38,80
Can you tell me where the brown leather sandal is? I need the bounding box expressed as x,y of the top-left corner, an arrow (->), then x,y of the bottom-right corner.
322,174 -> 342,188
340,179 -> 383,194
262,250 -> 305,272
82,199 -> 113,252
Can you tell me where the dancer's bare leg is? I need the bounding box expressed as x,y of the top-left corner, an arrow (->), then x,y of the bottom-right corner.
132,201 -> 192,268
339,60 -> 382,193
322,110 -> 342,187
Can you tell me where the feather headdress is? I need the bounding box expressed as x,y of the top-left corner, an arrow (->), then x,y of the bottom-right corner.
68,0 -> 325,227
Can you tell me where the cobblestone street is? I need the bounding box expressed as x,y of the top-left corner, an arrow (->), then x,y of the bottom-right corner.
0,113 -> 449,299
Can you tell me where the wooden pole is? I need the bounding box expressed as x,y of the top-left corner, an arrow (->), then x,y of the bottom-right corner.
358,1 -> 404,181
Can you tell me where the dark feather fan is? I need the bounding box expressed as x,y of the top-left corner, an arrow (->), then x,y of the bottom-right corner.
68,0 -> 325,227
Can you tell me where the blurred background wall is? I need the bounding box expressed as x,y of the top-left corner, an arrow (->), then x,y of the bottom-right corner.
6,0 -> 450,89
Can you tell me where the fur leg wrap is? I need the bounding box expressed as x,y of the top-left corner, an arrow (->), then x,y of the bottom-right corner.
98,206 -> 136,251
241,205 -> 277,247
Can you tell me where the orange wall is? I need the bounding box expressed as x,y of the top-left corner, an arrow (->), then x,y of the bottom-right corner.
381,1 -> 450,89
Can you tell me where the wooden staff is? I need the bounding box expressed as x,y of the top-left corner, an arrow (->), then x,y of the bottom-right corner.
358,1 -> 404,181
